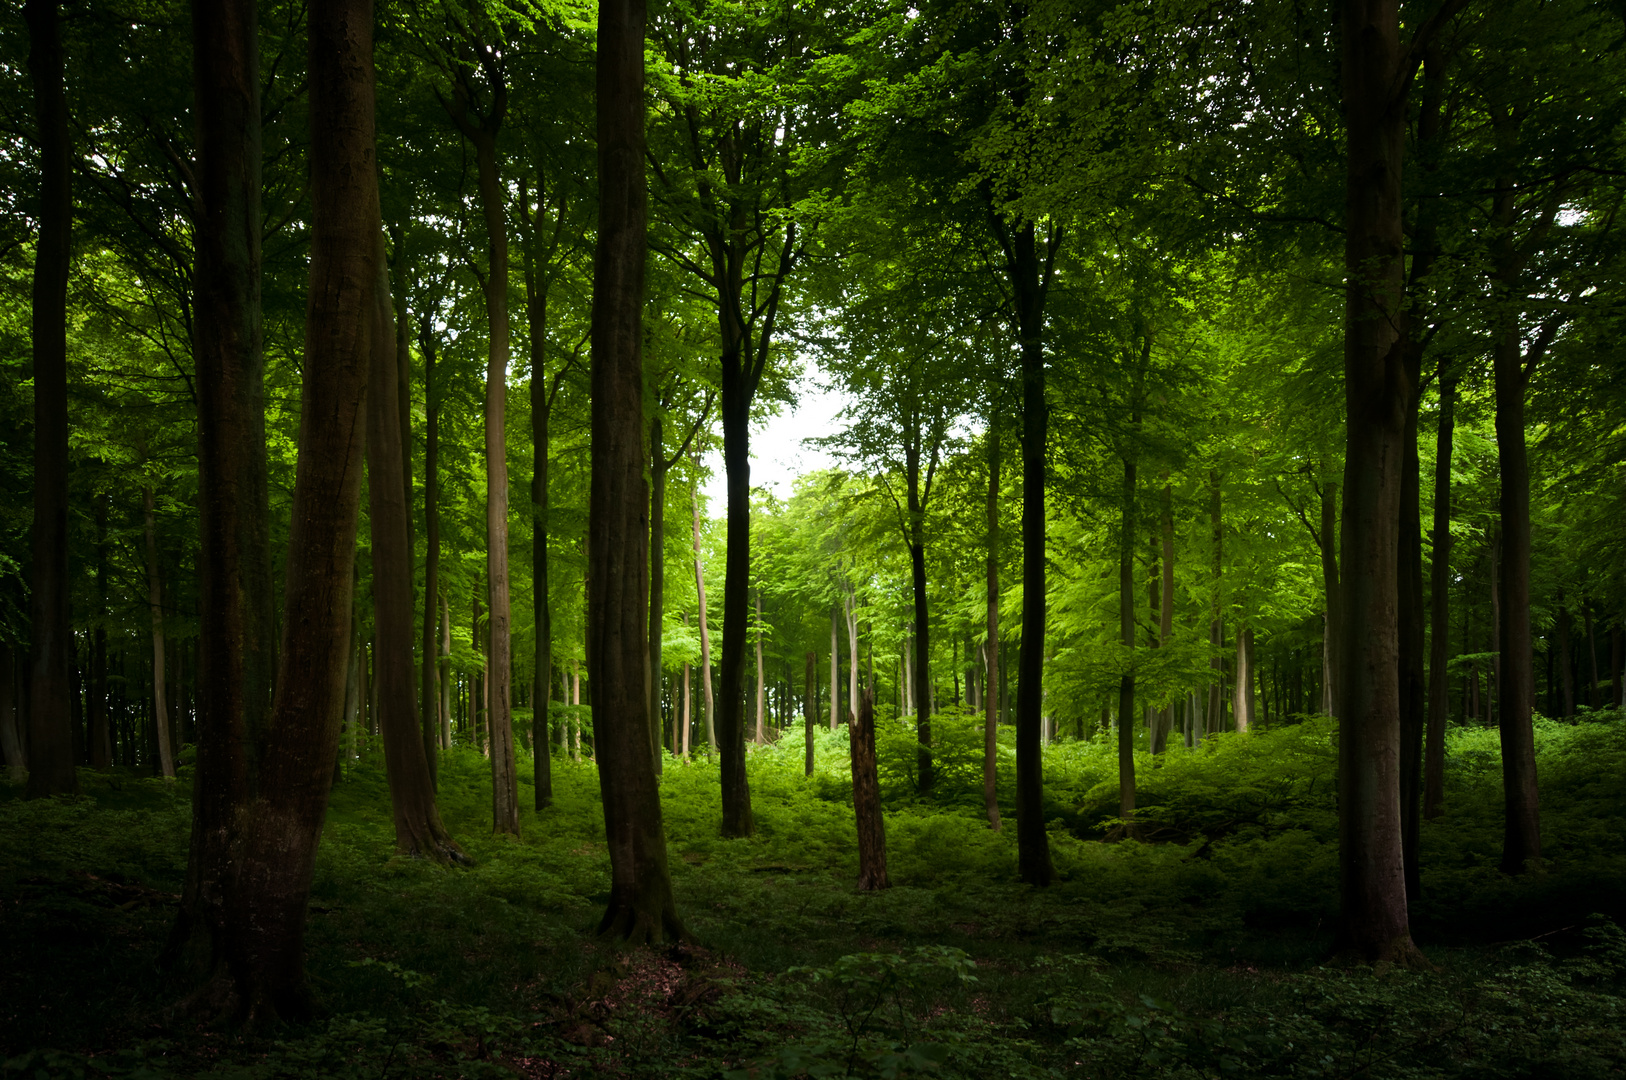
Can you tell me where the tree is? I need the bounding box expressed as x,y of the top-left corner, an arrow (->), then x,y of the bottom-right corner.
22,0 -> 76,799
587,0 -> 685,943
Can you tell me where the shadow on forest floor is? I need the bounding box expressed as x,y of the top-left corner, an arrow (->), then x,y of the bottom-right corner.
4,711 -> 1626,1078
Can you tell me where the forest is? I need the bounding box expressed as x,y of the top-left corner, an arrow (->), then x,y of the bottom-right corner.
2,0 -> 1625,1075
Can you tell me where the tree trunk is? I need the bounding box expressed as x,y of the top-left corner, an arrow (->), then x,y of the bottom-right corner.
850,690 -> 888,891
1155,482 -> 1175,753
527,290 -> 553,807
803,650 -> 815,775
1012,222 -> 1051,886
142,485 -> 177,779
830,606 -> 839,731
649,421 -> 669,767
1424,367 -> 1456,819
367,234 -> 462,863
1208,472 -> 1225,732
1,644 -> 24,782
1233,626 -> 1255,733
691,482 -> 716,754
588,0 -> 685,942
216,0 -> 379,1019
1397,399 -> 1426,900
1320,479 -> 1342,718
754,589 -> 766,744
1492,256 -> 1541,874
984,424 -> 1001,830
908,448 -> 934,791
1334,0 -> 1418,965
844,587 -> 860,723
420,322 -> 441,787
22,0 -> 76,800
1118,446 -> 1137,828
717,369 -> 755,835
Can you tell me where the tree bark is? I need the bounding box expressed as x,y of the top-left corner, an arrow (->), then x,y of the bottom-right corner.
142,485 -> 177,779
907,441 -> 934,791
522,179 -> 556,809
1319,479 -> 1342,718
850,690 -> 888,891
1234,626 -> 1255,732
217,0 -> 379,1019
368,233 -> 462,863
22,0 -> 76,800
804,650 -> 816,775
717,373 -> 755,834
588,0 -> 685,942
984,423 -> 1002,830
753,589 -> 766,744
829,607 -> 839,731
420,321 -> 441,786
1423,367 -> 1456,819
691,481 -> 716,754
1155,482 -> 1175,753
1335,0 -> 1419,965
1118,444 -> 1137,828
1397,401 -> 1426,900
1208,472 -> 1225,732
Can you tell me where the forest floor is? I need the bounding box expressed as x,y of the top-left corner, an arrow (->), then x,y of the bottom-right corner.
4,711 -> 1626,1079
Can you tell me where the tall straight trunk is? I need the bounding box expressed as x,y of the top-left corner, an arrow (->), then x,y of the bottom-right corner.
1155,482 -> 1175,753
1424,367 -> 1457,818
1118,448 -> 1137,827
522,182 -> 556,808
1556,602 -> 1574,717
850,690 -> 888,890
844,588 -> 859,723
1320,480 -> 1342,717
438,589 -> 452,748
588,0 -> 685,942
343,586 -> 360,761
367,234 -> 461,863
907,443 -> 934,791
1208,472 -> 1225,731
1397,405 -> 1426,900
1011,222 -> 1052,886
649,421 -> 668,766
717,367 -> 755,835
1233,626 -> 1255,732
690,483 -> 716,753
682,634 -> 691,760
829,607 -> 840,729
984,425 -> 1001,830
803,651 -> 815,775
1491,213 -> 1541,874
22,0 -> 76,799
1583,600 -> 1599,709
216,0 -> 378,1018
89,494 -> 110,770
142,485 -> 177,778
419,324 -> 441,787
1335,0 -> 1419,965
754,589 -> 765,744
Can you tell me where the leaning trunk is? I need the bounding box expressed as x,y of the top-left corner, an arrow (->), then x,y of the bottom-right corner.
367,233 -> 461,863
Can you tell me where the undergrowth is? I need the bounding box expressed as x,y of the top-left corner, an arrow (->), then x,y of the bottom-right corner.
2,709 -> 1624,1077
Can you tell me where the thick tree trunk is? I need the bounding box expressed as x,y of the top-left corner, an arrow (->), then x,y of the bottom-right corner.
1012,223 -> 1051,886
984,424 -> 1001,830
691,484 -> 716,754
217,0 -> 379,1020
367,235 -> 462,863
1493,307 -> 1540,876
420,325 -> 441,787
142,485 -> 177,779
23,0 -> 76,800
908,452 -> 934,791
850,690 -> 888,891
1424,368 -> 1457,819
1335,0 -> 1418,965
1234,626 -> 1255,732
717,378 -> 755,835
588,0 -> 685,942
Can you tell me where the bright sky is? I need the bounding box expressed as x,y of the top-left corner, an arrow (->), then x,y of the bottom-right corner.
696,363 -> 848,514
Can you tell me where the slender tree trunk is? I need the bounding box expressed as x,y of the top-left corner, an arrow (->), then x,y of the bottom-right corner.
984,425 -> 1001,830
588,0 -> 685,941
1320,479 -> 1342,718
22,0 -> 76,799
829,607 -> 839,731
803,650 -> 815,775
367,234 -> 461,863
1209,472 -> 1225,731
1234,626 -> 1255,733
1156,482 -> 1175,752
217,0 -> 379,1019
850,690 -> 888,891
438,589 -> 452,748
420,325 -> 441,787
1424,368 -> 1457,819
691,483 -> 716,754
718,376 -> 754,834
529,335 -> 553,806
142,485 -> 177,779
845,587 -> 859,724
1335,0 -> 1418,964
1583,600 -> 1599,710
649,422 -> 669,767
0,644 -> 22,782
1492,256 -> 1540,874
1118,446 -> 1137,828
908,449 -> 934,791
754,589 -> 765,744
1397,400 -> 1426,900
